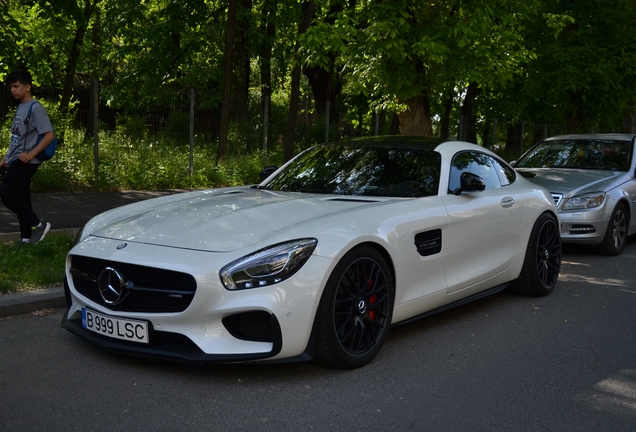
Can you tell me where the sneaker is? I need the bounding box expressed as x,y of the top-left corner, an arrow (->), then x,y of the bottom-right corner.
30,220 -> 51,245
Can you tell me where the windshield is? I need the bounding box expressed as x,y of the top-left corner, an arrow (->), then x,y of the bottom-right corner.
264,144 -> 441,198
516,139 -> 632,171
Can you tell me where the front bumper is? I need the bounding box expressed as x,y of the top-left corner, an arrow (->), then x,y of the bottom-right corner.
61,307 -> 285,363
558,208 -> 609,245
61,237 -> 334,364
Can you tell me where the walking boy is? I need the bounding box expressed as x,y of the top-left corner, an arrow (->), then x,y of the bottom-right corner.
0,70 -> 53,244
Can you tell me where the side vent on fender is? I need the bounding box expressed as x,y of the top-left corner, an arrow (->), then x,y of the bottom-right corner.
414,229 -> 442,257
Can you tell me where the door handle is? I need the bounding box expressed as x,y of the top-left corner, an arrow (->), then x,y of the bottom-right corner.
501,197 -> 515,208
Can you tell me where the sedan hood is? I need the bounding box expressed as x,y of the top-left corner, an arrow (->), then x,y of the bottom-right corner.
90,188 -> 391,252
515,168 -> 629,196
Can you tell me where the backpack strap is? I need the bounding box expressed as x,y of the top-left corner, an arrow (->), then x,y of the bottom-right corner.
20,101 -> 40,152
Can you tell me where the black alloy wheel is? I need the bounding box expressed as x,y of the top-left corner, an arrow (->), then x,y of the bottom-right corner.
512,212 -> 561,296
314,247 -> 394,368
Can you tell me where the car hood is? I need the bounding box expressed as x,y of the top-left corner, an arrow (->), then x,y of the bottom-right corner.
515,168 -> 629,196
89,187 -> 394,252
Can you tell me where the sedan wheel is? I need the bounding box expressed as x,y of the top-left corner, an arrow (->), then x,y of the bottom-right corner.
599,203 -> 628,256
511,212 -> 561,296
314,247 -> 394,368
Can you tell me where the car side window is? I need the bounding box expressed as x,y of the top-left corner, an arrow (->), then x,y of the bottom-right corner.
491,157 -> 516,186
449,152 -> 503,193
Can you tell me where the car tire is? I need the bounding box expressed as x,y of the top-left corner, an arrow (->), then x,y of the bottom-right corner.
510,212 -> 561,297
598,203 -> 628,256
314,246 -> 394,368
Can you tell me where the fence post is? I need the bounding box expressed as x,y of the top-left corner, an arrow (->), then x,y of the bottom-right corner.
520,121 -> 525,156
189,89 -> 195,177
263,95 -> 269,158
92,79 -> 99,188
325,101 -> 330,143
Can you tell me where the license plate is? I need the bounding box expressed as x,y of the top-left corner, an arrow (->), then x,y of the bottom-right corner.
82,308 -> 149,344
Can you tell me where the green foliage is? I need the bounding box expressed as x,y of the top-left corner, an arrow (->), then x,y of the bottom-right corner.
0,231 -> 74,294
25,119 -> 284,192
520,0 -> 636,131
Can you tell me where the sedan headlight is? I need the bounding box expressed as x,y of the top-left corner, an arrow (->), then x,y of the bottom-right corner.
562,192 -> 605,210
220,238 -> 318,290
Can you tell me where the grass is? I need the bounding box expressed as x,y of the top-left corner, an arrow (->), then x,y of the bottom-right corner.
0,231 -> 75,294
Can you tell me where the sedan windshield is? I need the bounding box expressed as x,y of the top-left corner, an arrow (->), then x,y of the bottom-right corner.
264,144 -> 441,197
516,139 -> 632,171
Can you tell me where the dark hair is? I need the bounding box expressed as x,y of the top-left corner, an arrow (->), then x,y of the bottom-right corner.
6,70 -> 33,86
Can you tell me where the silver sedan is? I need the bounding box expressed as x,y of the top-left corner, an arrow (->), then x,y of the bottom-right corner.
514,134 -> 636,255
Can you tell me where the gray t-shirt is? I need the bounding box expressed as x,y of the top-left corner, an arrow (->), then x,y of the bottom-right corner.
5,100 -> 54,164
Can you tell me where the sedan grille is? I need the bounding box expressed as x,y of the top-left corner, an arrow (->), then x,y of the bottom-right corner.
70,255 -> 197,313
551,194 -> 563,208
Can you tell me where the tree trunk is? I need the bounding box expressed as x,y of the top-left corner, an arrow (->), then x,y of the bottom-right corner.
304,65 -> 339,117
459,81 -> 479,142
506,121 -> 523,154
388,113 -> 400,135
260,0 -> 276,124
398,95 -> 433,136
440,89 -> 454,139
218,0 -> 237,161
87,5 -> 102,140
60,0 -> 96,114
624,102 -> 636,133
233,0 -> 252,121
284,1 -> 315,162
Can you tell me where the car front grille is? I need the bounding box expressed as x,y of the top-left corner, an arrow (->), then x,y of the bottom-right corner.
551,194 -> 563,208
70,255 -> 197,313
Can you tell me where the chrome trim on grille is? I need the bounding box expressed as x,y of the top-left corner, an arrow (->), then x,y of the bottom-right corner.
551,194 -> 563,208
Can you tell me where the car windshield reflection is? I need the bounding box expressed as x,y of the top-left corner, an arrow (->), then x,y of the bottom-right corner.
264,144 -> 442,198
516,139 -> 632,171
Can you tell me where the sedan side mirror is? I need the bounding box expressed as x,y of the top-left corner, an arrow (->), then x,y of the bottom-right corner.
260,165 -> 278,181
453,172 -> 486,195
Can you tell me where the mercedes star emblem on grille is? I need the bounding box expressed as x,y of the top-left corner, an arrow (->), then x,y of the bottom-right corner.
98,267 -> 128,305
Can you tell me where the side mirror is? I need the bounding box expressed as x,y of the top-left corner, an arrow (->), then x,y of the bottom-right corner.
260,165 -> 278,181
453,172 -> 486,195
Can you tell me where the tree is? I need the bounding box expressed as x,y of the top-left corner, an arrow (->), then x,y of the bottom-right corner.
521,0 -> 636,132
301,0 -> 542,137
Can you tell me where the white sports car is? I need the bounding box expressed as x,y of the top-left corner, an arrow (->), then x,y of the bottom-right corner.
62,137 -> 561,368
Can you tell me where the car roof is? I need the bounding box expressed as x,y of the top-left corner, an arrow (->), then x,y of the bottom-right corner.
544,134 -> 636,142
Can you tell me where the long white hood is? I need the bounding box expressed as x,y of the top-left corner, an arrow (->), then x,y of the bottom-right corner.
89,187 -> 392,252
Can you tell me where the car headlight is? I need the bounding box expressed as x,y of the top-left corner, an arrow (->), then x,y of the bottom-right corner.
220,238 -> 318,290
562,192 -> 605,210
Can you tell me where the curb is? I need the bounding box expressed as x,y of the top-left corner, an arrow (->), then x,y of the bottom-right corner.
0,286 -> 66,318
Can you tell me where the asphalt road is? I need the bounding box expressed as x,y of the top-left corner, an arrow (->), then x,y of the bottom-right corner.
1,241 -> 636,431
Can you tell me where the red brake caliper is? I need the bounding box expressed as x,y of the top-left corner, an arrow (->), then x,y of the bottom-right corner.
367,278 -> 377,320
